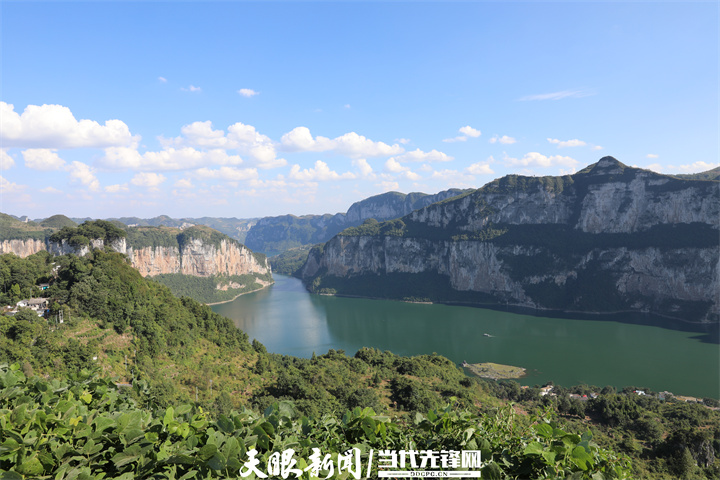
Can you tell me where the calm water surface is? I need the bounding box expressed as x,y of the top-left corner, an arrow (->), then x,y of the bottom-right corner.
213,275 -> 720,399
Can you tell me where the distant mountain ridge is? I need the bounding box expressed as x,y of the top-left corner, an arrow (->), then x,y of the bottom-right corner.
300,157 -> 720,323
244,188 -> 471,255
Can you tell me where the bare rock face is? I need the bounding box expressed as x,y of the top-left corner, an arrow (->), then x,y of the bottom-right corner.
0,239 -> 47,257
302,157 -> 720,323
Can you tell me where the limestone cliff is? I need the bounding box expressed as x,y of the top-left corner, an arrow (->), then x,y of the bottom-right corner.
0,239 -> 47,257
301,157 -> 720,323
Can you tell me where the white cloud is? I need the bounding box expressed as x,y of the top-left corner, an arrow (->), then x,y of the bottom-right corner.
174,178 -> 194,189
0,175 -> 26,194
40,186 -> 63,194
353,158 -> 374,178
344,104 -> 351,109
674,161 -> 719,173
504,152 -> 578,168
102,146 -> 244,171
646,154 -> 659,159
444,125 -> 481,143
377,181 -> 400,191
22,149 -> 66,170
182,85 -> 202,92
158,77 -> 167,83
547,138 -> 586,148
395,138 -> 411,145
1,150 -> 14,170
280,127 -> 403,158
518,89 -> 594,101
67,161 -> 100,192
0,102 -> 138,149
430,169 -> 476,187
385,158 -> 406,173
459,126 -> 481,138
131,172 -> 166,188
466,162 -> 494,175
105,183 -> 129,193
288,160 -> 356,181
178,121 -> 229,148
238,88 -> 259,97
490,135 -> 517,145
391,148 -> 453,163
227,122 -> 281,167
443,136 -> 467,143
195,166 -> 259,181
592,145 -> 603,151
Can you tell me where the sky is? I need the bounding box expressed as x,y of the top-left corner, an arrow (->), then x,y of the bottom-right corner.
1,1 -> 718,220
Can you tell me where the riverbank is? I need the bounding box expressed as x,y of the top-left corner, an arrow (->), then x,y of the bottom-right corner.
205,279 -> 274,305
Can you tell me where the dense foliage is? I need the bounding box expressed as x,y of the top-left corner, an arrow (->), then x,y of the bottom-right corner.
0,365 -> 633,479
0,214 -> 48,242
0,251 -> 718,478
152,273 -> 274,304
269,246 -> 314,276
49,220 -> 126,247
124,226 -> 180,249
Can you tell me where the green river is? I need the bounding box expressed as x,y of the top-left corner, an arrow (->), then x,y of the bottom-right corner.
212,275 -> 720,399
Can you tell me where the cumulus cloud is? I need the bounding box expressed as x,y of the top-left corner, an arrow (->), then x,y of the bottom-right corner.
1,102 -> 138,149
547,138 -> 586,148
466,162 -> 494,175
238,88 -> 259,97
22,149 -> 66,170
195,166 -> 259,181
444,125 -> 481,143
391,148 -> 453,163
280,127 -> 403,158
518,89 -> 594,101
1,150 -> 14,170
40,186 -> 63,194
288,161 -> 356,181
182,85 -> 202,92
674,161 -> 719,173
67,161 -> 100,191
592,145 -> 603,151
0,175 -> 25,194
504,152 -> 578,168
174,178 -> 194,189
384,158 -> 420,181
646,154 -> 659,159
353,158 -> 374,178
131,172 -> 166,188
105,184 -> 129,193
377,181 -> 400,191
102,146 -> 244,171
459,126 -> 481,138
490,135 -> 517,145
395,138 -> 411,145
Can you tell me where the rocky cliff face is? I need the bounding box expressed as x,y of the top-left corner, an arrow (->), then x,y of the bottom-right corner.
244,188 -> 469,255
0,239 -> 47,257
301,157 -> 719,323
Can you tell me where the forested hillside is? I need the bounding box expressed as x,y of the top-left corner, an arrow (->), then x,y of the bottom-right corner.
0,251 -> 718,478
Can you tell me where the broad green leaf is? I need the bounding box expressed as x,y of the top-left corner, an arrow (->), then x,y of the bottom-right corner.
523,441 -> 545,456
164,406 -> 174,427
535,423 -> 553,439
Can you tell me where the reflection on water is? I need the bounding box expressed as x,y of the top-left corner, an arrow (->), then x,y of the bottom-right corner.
212,275 -> 720,398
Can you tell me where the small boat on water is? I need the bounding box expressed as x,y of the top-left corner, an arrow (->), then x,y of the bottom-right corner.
483,333 -> 491,337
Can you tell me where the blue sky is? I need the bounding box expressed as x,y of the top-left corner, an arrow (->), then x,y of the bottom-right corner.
1,1 -> 718,220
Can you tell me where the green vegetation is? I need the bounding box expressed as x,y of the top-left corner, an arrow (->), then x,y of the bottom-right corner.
38,214 -> 77,230
0,213 -> 48,242
0,249 -> 717,478
178,226 -> 231,250
152,272 -> 274,304
269,245 -> 314,276
125,226 -> 180,249
49,220 -> 126,247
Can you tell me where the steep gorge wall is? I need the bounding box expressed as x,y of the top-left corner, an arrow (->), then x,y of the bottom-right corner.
302,158 -> 720,323
0,236 -> 271,278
